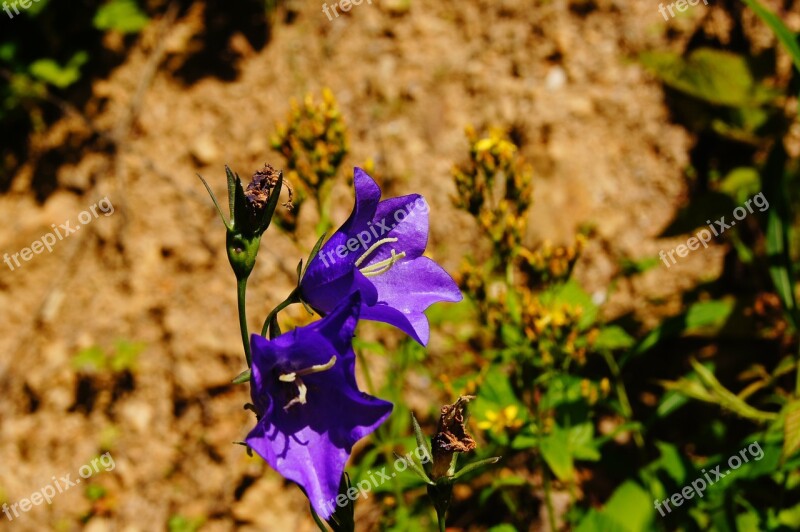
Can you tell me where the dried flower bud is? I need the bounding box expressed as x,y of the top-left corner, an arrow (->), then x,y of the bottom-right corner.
431,395 -> 477,479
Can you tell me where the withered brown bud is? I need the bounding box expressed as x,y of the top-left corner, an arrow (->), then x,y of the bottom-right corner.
246,164 -> 289,212
431,395 -> 477,479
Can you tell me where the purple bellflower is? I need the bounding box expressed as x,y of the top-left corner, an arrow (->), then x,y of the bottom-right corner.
299,168 -> 462,345
245,294 -> 392,519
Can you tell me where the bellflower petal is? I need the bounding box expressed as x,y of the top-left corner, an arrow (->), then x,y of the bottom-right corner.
245,294 -> 392,519
300,168 -> 462,345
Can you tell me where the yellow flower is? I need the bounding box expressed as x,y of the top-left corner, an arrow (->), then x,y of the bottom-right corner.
477,405 -> 523,432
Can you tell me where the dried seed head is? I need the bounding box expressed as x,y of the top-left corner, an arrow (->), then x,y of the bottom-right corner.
431,395 -> 477,478
245,164 -> 280,209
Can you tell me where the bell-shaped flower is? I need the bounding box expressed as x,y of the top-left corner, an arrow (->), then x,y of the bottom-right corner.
245,294 -> 392,519
299,168 -> 462,345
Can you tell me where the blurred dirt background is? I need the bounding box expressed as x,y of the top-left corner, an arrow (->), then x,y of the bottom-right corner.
0,0 -> 788,530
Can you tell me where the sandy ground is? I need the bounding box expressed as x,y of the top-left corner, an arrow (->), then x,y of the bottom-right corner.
0,0 -> 761,529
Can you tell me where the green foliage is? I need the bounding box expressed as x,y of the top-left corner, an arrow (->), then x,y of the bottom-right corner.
452,126 -> 534,264
640,48 -> 779,108
29,52 -> 89,89
577,481 -> 653,532
167,514 -> 205,532
72,340 -> 145,374
271,88 -> 349,233
742,0 -> 800,73
84,484 -> 107,502
719,167 -> 761,204
640,46 -> 783,143
93,0 -> 150,34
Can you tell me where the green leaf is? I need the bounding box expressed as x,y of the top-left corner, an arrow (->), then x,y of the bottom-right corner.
777,502 -> 800,528
640,48 -> 779,107
510,427 -> 538,450
621,299 -> 734,366
93,0 -> 150,34
84,483 -> 107,501
29,52 -> 88,89
576,509 -> 630,532
478,475 -> 527,506
540,428 -> 573,481
168,514 -> 205,532
661,359 -> 779,422
685,300 -> 736,330
783,400 -> 800,462
618,255 -> 660,275
742,0 -> 800,73
539,279 -> 598,330
110,339 -> 144,372
653,441 -> 691,485
719,167 -> 761,204
594,325 -> 635,351
762,142 -> 798,328
505,288 -> 522,325
567,423 -> 601,461
475,366 -> 525,408
601,481 -> 654,531
487,526 -> 517,532
72,346 -> 107,372
0,42 -> 17,62
472,366 -> 527,444
26,0 -> 50,16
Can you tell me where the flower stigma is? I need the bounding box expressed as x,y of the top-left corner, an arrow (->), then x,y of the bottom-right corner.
355,237 -> 406,278
278,355 -> 337,411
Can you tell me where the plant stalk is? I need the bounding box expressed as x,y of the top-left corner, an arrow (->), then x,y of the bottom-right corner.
237,277 -> 252,367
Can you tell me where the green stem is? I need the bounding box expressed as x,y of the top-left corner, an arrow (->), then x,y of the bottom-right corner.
436,510 -> 446,532
356,348 -> 375,395
260,288 -> 301,337
309,504 -> 330,532
601,350 -> 644,448
533,387 -> 558,532
237,277 -> 252,367
794,335 -> 800,396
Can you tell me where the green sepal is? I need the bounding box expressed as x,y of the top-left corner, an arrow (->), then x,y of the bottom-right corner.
394,452 -> 434,485
225,165 -> 237,220
232,173 -> 250,234
197,173 -> 233,231
268,315 -> 282,339
324,472 -> 356,532
232,368 -> 251,384
257,171 -> 284,234
303,231 -> 328,280
411,413 -> 433,472
450,456 -> 501,481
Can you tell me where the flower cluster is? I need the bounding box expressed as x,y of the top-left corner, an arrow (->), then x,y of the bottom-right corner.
270,88 -> 349,231
452,126 -> 534,264
201,166 -> 462,523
